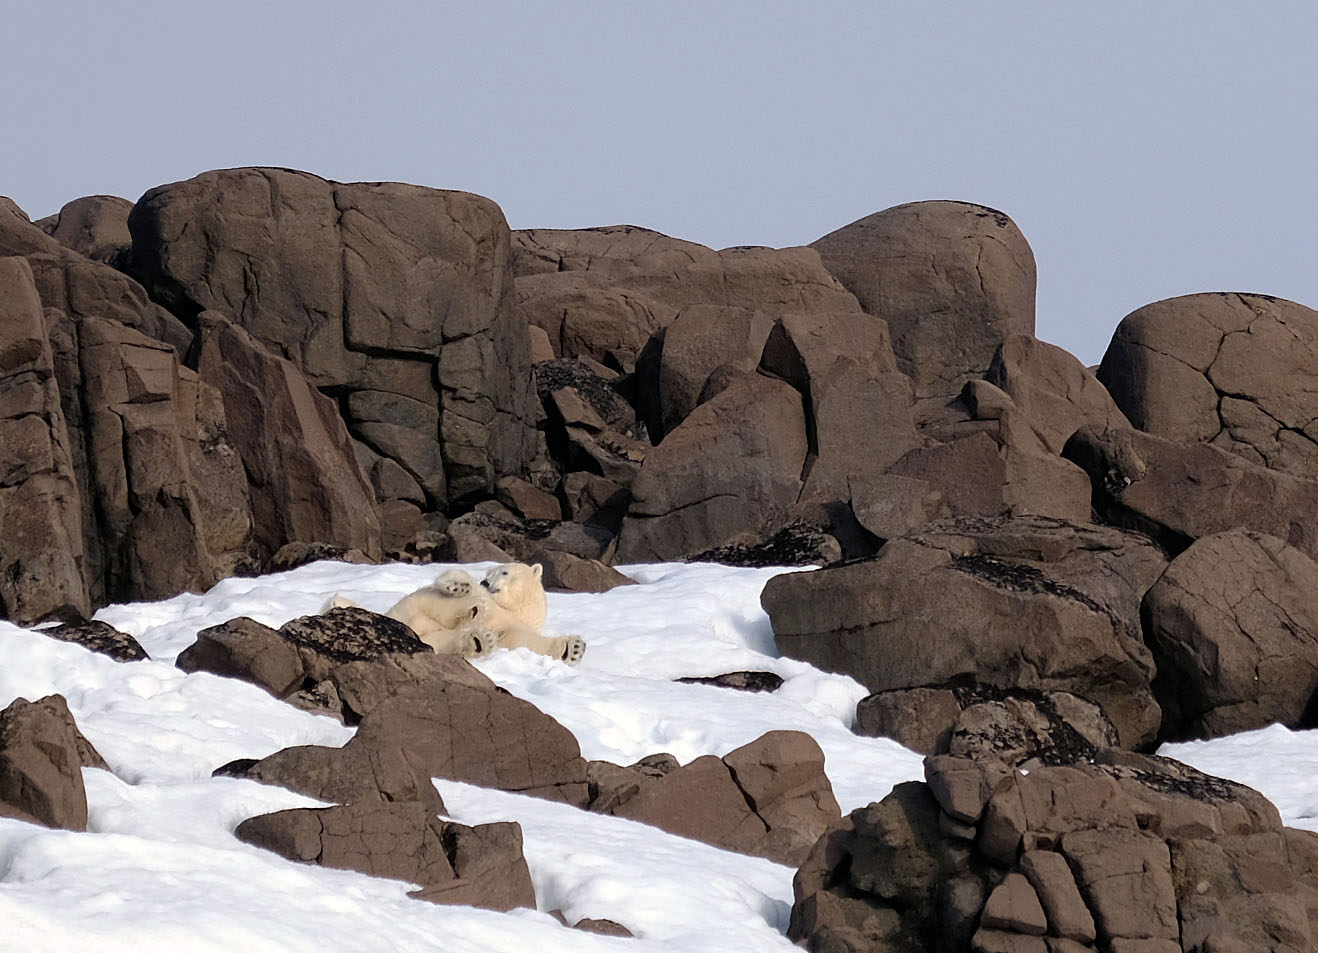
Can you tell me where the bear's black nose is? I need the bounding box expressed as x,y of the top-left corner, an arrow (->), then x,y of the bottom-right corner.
480,579 -> 491,589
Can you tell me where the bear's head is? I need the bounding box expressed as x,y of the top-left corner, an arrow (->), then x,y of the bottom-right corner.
480,562 -> 546,614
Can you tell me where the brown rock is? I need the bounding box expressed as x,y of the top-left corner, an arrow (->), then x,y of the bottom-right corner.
856,687 -> 966,753
1060,828 -> 1178,941
572,918 -> 633,938
924,755 -> 1014,825
512,226 -> 859,317
759,311 -> 920,506
1019,849 -> 1096,943
177,617 -> 305,698
657,305 -> 776,435
1064,424 -> 1318,560
533,550 -> 636,592
675,671 -> 784,693
128,168 -> 536,505
765,516 -> 1166,748
420,820 -> 536,911
0,257 -> 88,623
196,313 -> 380,561
1143,528 -> 1318,741
516,271 -> 671,371
76,316 -> 254,602
811,201 -> 1036,411
0,694 -> 95,830
277,607 -> 429,684
1100,293 -> 1318,479
39,619 -> 148,662
37,195 -> 133,264
981,872 -> 1047,935
988,335 -> 1131,454
617,374 -> 808,562
495,475 -> 561,521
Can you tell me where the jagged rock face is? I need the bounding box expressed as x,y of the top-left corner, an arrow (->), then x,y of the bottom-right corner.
36,195 -> 134,265
1143,528 -> 1318,741
811,201 -> 1036,415
195,312 -> 380,562
792,705 -> 1318,953
763,516 -> 1168,749
1099,293 -> 1318,479
0,257 -> 88,623
128,167 -> 537,507
76,316 -> 253,602
515,271 -> 671,371
1064,424 -> 1318,561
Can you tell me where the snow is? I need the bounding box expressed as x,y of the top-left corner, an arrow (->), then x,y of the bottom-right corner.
1,558 -> 1314,951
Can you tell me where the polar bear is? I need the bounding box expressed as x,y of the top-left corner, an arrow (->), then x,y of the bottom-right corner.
326,563 -> 586,665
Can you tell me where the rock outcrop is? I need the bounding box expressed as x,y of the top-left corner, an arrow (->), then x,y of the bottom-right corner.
811,201 -> 1036,416
0,694 -> 104,830
763,516 -> 1168,748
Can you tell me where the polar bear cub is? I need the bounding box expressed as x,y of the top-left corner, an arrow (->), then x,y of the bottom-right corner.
334,562 -> 586,665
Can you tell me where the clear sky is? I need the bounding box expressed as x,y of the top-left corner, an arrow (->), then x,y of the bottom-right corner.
6,1 -> 1316,364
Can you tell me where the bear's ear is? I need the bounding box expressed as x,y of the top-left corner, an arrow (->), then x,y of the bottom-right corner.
531,563 -> 543,580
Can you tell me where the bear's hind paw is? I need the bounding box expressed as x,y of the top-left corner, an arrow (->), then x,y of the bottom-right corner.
560,636 -> 587,666
435,574 -> 473,598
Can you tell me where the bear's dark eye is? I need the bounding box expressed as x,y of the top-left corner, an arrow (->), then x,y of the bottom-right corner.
469,605 -> 479,618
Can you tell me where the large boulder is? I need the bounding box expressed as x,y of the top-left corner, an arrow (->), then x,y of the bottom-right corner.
36,195 -> 133,264
763,516 -> 1167,748
601,731 -> 841,867
238,647 -> 589,808
657,305 -> 776,436
616,374 -> 808,562
195,312 -> 380,561
0,257 -> 88,622
1099,293 -> 1318,478
811,201 -> 1036,413
1142,529 -> 1318,741
128,167 -> 537,506
515,271 -> 671,371
235,801 -> 536,912
0,694 -> 103,830
1064,424 -> 1318,561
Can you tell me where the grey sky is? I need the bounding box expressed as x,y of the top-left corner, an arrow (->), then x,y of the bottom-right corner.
7,2 -> 1316,364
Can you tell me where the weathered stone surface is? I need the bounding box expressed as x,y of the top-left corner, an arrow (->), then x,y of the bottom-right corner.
811,201 -> 1036,411
235,800 -> 456,883
41,619 -> 148,662
76,316 -> 254,602
495,475 -> 561,521
1064,424 -> 1318,560
196,312 -> 380,561
617,374 -> 808,562
988,334 -> 1131,454
533,551 -> 635,592
792,705 -> 1310,953
37,195 -> 133,264
765,516 -> 1166,748
512,226 -> 859,317
276,607 -> 429,685
515,271 -> 671,371
656,305 -> 776,436
759,311 -> 920,506
177,617 -> 305,698
859,686 -> 1118,761
607,731 -> 840,866
1142,528 -> 1318,741
1100,293 -> 1318,479
0,257 -> 88,623
1019,849 -> 1096,943
0,694 -> 95,830
128,167 -> 537,505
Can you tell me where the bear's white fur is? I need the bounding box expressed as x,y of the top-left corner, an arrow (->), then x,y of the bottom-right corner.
325,562 -> 586,665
